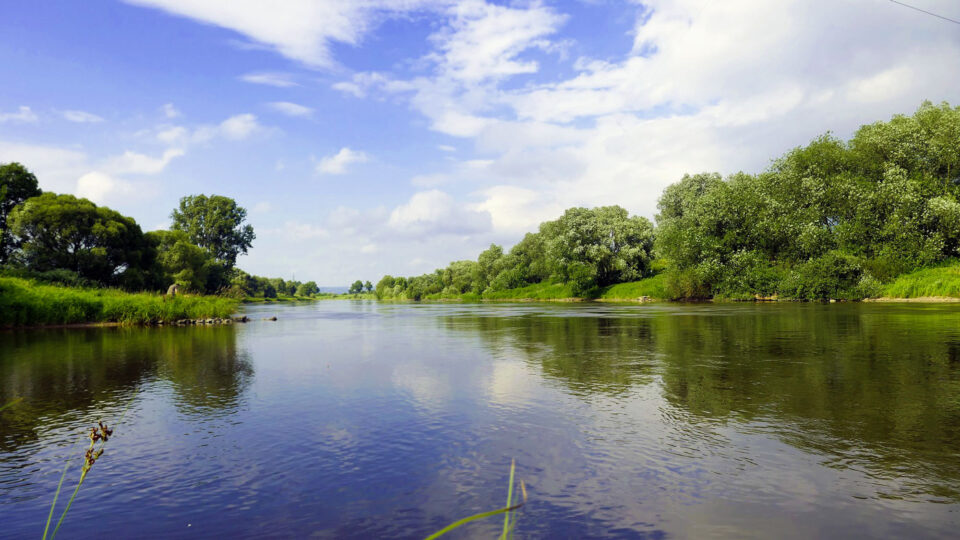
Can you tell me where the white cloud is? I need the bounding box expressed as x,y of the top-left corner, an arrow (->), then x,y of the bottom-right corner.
217,113 -> 260,140
103,148 -> 184,175
75,171 -> 137,204
0,106 -> 38,123
316,147 -> 368,175
123,0 -> 445,68
388,189 -> 491,236
162,103 -> 181,118
430,0 -> 566,83
267,101 -> 314,117
62,110 -> 104,123
0,141 -> 88,193
252,201 -> 273,213
437,145 -> 456,152
239,71 -> 299,87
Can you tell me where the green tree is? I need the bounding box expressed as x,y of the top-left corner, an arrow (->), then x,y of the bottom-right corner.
364,280 -> 373,293
170,194 -> 255,268
146,229 -> 214,292
296,281 -> 319,297
349,280 -> 364,294
0,162 -> 42,263
545,206 -> 655,294
8,193 -> 154,286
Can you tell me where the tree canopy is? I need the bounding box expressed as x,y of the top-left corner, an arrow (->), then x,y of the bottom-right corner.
171,194 -> 255,268
7,193 -> 154,287
0,162 -> 42,263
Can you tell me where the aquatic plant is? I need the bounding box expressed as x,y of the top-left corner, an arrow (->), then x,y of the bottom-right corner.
42,420 -> 114,540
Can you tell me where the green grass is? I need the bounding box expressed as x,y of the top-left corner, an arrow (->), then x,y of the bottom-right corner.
882,262 -> 960,298
598,274 -> 667,300
481,281 -> 577,300
0,277 -> 238,326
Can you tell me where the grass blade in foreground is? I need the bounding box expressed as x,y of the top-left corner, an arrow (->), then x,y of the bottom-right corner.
0,397 -> 23,412
424,459 -> 527,540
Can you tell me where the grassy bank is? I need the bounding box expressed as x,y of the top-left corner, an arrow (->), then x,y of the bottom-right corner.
0,277 -> 238,326
881,262 -> 960,299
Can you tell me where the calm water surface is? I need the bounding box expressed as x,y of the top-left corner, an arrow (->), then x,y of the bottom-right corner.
2,301 -> 960,538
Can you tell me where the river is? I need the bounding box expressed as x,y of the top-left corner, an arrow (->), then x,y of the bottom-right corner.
2,301 -> 959,538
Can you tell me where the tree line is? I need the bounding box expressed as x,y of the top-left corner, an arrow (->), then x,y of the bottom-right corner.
0,169 -> 318,298
377,101 -> 960,301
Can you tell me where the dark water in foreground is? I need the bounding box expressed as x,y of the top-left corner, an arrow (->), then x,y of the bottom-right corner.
2,301 -> 960,538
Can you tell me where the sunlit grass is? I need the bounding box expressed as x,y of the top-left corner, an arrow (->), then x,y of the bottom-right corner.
882,262 -> 960,298
599,274 -> 667,300
0,277 -> 238,326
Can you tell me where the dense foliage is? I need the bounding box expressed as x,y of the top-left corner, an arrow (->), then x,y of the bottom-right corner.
0,174 -> 321,299
377,205 -> 656,300
378,102 -> 960,301
0,162 -> 42,263
657,101 -> 960,299
7,193 -> 155,289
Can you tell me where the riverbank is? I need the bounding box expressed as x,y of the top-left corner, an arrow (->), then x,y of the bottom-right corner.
0,277 -> 238,327
395,265 -> 960,304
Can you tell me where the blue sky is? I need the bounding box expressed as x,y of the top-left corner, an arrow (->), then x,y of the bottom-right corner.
1,0 -> 959,285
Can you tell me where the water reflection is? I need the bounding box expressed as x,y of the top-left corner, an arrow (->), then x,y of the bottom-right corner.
442,303 -> 960,502
0,325 -> 252,455
439,310 -> 657,394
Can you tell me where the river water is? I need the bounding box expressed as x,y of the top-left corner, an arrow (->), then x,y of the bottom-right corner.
1,301 -> 959,538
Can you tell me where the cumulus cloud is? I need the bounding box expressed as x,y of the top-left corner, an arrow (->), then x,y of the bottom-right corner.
0,106 -> 38,123
388,189 -> 491,236
0,141 -> 88,194
160,113 -> 265,145
62,110 -> 104,123
103,148 -> 184,175
267,101 -> 314,117
316,147 -> 368,175
75,171 -> 137,204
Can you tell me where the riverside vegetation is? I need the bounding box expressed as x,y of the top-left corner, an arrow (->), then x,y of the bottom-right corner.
0,166 -> 327,325
376,102 -> 960,302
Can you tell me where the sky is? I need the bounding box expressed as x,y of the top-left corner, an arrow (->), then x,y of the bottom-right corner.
1,0 -> 959,285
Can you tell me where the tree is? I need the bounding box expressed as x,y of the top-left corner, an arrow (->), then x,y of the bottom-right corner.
364,280 -> 373,293
296,281 -> 319,297
8,193 -> 154,286
171,194 -> 255,268
0,162 -> 42,263
349,280 -> 364,294
545,206 -> 655,293
146,229 -> 214,292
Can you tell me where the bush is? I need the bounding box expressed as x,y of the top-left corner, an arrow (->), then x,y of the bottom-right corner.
780,251 -> 872,300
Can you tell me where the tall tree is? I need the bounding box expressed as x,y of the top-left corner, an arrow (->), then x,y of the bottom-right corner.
170,194 -> 255,268
0,162 -> 42,263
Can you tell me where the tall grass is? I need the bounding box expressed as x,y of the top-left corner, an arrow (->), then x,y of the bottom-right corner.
481,281 -> 577,300
599,274 -> 667,300
882,262 -> 960,298
0,277 -> 238,326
